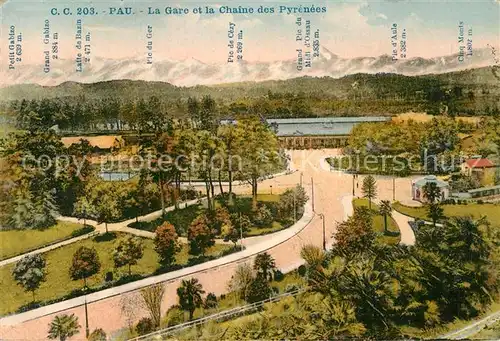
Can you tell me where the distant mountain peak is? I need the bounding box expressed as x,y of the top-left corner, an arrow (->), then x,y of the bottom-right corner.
0,48 -> 496,88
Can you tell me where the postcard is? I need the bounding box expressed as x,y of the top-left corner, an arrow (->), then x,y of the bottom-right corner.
0,0 -> 499,340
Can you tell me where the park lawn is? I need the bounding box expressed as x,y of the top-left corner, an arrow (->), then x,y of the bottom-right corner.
393,202 -> 500,227
246,221 -> 285,237
129,194 -> 284,238
0,232 -> 231,316
353,199 -> 401,245
0,222 -> 85,260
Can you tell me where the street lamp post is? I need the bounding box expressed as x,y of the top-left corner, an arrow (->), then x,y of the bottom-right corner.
393,176 -> 396,201
319,213 -> 326,251
239,212 -> 243,250
270,185 -> 273,195
293,192 -> 296,223
311,177 -> 315,212
84,294 -> 89,338
352,174 -> 355,196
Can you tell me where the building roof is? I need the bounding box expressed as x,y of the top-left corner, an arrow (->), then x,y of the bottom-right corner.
464,158 -> 494,168
61,136 -> 123,149
413,175 -> 449,188
266,116 -> 392,137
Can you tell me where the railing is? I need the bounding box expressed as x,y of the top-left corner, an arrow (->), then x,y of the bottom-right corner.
128,288 -> 306,341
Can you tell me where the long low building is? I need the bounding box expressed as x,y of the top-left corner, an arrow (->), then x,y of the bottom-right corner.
267,116 -> 392,149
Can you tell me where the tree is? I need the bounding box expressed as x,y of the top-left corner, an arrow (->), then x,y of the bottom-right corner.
218,123 -> 242,205
188,214 -> 215,256
177,278 -> 205,320
12,254 -> 46,301
247,275 -> 272,303
195,130 -> 223,211
300,244 -> 325,271
113,236 -> 144,275
277,185 -> 309,221
140,284 -> 165,328
47,314 -> 80,341
209,207 -> 232,235
237,117 -> 281,209
228,263 -> 254,301
76,181 -> 120,233
0,130 -> 64,229
253,252 -> 276,281
93,185 -> 120,234
72,196 -> 94,227
334,207 -> 376,257
154,222 -> 180,267
415,217 -> 492,320
88,328 -> 107,341
361,175 -> 377,209
69,246 -> 101,288
427,203 -> 444,227
422,182 -> 442,204
378,200 -> 392,234
225,213 -> 251,247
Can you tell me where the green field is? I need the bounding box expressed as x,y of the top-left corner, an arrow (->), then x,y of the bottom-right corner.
129,194 -> 289,238
352,199 -> 401,245
0,232 -> 232,316
393,202 -> 500,227
0,222 -> 87,260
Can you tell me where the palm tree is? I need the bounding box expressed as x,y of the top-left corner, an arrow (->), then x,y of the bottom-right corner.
47,314 -> 80,341
378,200 -> 392,234
177,278 -> 205,320
253,252 -> 276,281
422,182 -> 441,204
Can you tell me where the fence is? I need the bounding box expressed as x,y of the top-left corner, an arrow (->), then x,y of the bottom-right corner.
128,288 -> 306,341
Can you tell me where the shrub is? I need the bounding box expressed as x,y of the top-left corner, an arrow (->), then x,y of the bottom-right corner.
105,271 -> 113,282
252,205 -> 273,227
285,283 -> 300,293
88,328 -> 107,341
71,225 -> 95,237
298,265 -> 307,277
204,292 -> 218,309
247,276 -> 272,303
164,306 -> 185,327
477,199 -> 484,204
135,317 -> 154,336
181,186 -> 198,200
273,269 -> 284,282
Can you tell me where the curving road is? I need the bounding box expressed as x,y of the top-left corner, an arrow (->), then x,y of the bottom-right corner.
0,149 -> 417,340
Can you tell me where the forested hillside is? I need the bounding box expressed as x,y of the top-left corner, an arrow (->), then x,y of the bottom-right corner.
0,67 -> 498,134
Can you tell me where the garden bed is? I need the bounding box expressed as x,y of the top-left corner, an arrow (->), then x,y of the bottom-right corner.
352,199 -> 400,245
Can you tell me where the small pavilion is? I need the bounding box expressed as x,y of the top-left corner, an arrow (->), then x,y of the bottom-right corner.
411,175 -> 450,202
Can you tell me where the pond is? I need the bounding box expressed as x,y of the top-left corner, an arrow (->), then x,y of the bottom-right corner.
99,172 -> 136,181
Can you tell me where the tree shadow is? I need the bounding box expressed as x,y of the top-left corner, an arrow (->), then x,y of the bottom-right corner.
383,230 -> 401,237
93,232 -> 117,242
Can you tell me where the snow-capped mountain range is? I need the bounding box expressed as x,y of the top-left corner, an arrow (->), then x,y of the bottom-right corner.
1,46 -> 496,87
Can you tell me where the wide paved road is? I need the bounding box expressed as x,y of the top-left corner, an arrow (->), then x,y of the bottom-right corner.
0,149 -> 416,340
